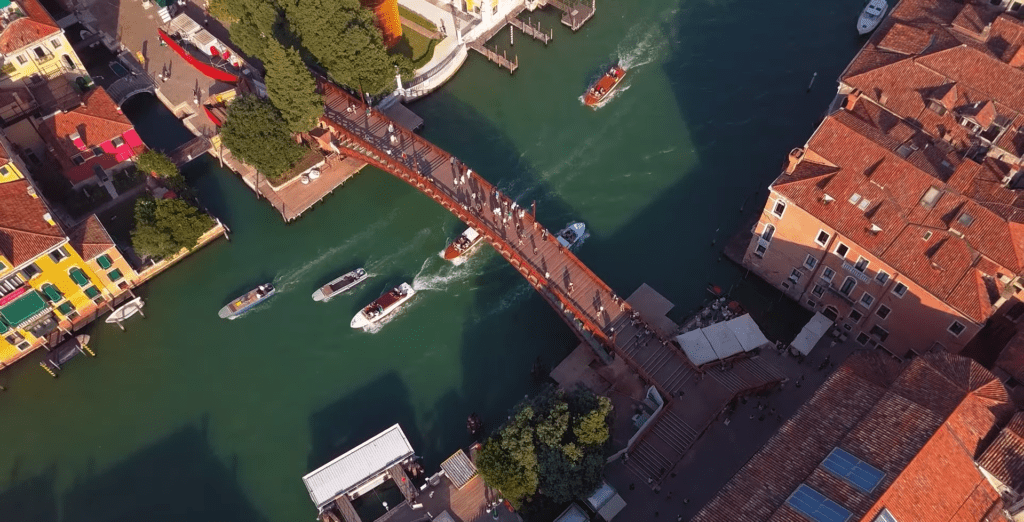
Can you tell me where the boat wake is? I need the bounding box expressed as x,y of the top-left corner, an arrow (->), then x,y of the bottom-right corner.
475,280 -> 533,321
412,255 -> 478,292
365,227 -> 433,274
360,300 -> 413,334
616,10 -> 672,70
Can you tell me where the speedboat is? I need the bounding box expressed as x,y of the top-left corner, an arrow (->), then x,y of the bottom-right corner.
857,0 -> 888,34
557,222 -> 587,248
442,228 -> 483,262
105,297 -> 144,324
218,283 -> 275,319
583,65 -> 626,108
312,268 -> 368,302
350,283 -> 416,328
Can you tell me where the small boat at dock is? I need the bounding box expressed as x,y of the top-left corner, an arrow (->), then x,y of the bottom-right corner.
583,65 -> 626,108
350,283 -> 416,328
312,268 -> 368,302
41,335 -> 92,376
557,222 -> 587,248
442,228 -> 483,262
219,283 -> 275,319
105,297 -> 144,324
857,0 -> 888,34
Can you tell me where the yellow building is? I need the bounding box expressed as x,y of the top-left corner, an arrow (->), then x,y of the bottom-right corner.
0,0 -> 86,85
0,178 -> 137,365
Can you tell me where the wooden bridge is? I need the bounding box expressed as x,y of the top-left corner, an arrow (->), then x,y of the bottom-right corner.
317,81 -> 714,397
167,136 -> 211,167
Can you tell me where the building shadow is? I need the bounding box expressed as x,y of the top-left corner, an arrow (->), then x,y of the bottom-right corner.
0,467 -> 58,522
60,424 -> 268,522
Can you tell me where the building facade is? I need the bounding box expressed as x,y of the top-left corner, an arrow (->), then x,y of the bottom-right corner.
0,0 -> 84,85
741,0 -> 1024,358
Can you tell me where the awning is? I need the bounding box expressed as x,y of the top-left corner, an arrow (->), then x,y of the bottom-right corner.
108,269 -> 123,282
676,314 -> 771,366
0,291 -> 48,326
302,424 -> 414,508
791,312 -> 833,355
97,254 -> 112,269
70,267 -> 89,286
57,302 -> 75,315
42,284 -> 62,302
84,286 -> 101,299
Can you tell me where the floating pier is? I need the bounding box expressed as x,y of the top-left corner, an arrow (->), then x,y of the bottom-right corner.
544,0 -> 595,31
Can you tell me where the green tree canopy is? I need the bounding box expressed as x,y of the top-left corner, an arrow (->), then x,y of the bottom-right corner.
263,40 -> 323,133
135,150 -> 185,190
220,95 -> 307,178
131,196 -> 214,259
476,387 -> 612,508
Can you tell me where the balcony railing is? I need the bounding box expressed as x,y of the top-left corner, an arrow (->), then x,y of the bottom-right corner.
841,261 -> 871,283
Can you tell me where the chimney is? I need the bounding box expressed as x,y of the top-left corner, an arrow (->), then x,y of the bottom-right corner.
844,89 -> 862,111
786,148 -> 804,174
878,89 -> 889,104
42,212 -> 55,226
26,185 -> 36,198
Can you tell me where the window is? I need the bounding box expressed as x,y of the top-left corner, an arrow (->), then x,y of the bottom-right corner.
71,154 -> 85,166
804,254 -> 818,270
891,282 -> 907,297
821,447 -> 885,493
815,230 -> 830,246
807,300 -> 817,308
876,305 -> 891,319
56,301 -> 74,315
849,309 -> 863,322
33,47 -> 46,59
16,54 -> 26,64
107,269 -> 123,282
854,256 -> 869,272
785,484 -> 852,522
69,267 -> 88,286
860,292 -> 874,307
958,213 -> 975,227
858,198 -> 871,211
21,263 -> 41,279
97,255 -> 112,269
50,38 -> 62,48
761,224 -> 775,242
84,286 -> 100,299
920,186 -> 941,208
948,321 -> 966,336
812,284 -> 825,298
875,270 -> 889,285
856,333 -> 870,345
835,243 -> 849,258
870,325 -> 889,341
874,508 -> 898,522
849,193 -> 862,205
112,136 -> 125,148
49,245 -> 69,263
821,267 -> 836,283
754,244 -> 767,257
840,277 -> 857,296
91,146 -> 104,157
772,200 -> 786,217
790,269 -> 802,283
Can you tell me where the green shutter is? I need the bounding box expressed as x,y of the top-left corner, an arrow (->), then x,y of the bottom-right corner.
84,286 -> 100,299
56,302 -> 74,315
69,267 -> 89,286
0,321 -> 7,334
107,269 -> 123,282
0,292 -> 48,326
97,255 -> 112,269
42,284 -> 62,302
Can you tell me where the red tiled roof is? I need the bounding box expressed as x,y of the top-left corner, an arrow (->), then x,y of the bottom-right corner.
951,3 -> 993,37
877,23 -> 933,55
977,412 -> 1024,493
67,214 -> 114,261
0,179 -> 65,265
0,0 -> 59,55
996,333 -> 1024,383
38,87 -> 135,184
692,351 -> 1014,522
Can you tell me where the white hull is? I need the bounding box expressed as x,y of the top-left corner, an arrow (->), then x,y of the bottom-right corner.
350,283 -> 416,328
557,222 -> 587,248
313,268 -> 368,302
857,0 -> 888,34
105,297 -> 144,323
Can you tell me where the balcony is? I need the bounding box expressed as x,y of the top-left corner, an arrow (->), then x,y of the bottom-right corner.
823,283 -> 856,305
841,261 -> 871,283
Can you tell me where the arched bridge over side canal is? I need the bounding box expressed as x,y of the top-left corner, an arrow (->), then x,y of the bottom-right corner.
318,82 -> 701,398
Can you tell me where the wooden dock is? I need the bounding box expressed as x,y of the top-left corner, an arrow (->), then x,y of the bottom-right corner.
468,42 -> 518,74
545,0 -> 595,31
508,15 -> 552,45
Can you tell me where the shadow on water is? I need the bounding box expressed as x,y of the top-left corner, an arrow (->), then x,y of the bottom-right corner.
120,93 -> 197,152
0,424 -> 268,522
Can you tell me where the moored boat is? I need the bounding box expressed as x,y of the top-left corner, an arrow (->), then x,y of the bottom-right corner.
583,65 -> 626,108
556,222 -> 587,248
219,283 -> 275,319
857,0 -> 888,34
105,297 -> 144,324
350,283 -> 416,328
312,268 -> 368,302
442,228 -> 483,262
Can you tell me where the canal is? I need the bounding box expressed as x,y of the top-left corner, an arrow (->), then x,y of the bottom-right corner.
0,0 -> 865,520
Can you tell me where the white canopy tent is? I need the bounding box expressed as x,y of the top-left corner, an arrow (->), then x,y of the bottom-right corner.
675,314 -> 771,366
790,312 -> 833,355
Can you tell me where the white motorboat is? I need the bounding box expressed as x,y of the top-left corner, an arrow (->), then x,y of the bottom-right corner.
350,283 -> 416,328
442,228 -> 483,262
857,0 -> 888,34
105,297 -> 144,324
218,283 -> 275,319
556,222 -> 587,248
312,268 -> 368,302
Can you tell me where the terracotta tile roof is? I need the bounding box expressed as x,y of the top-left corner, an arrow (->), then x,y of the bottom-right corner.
692,351 -> 1014,522
0,0 -> 60,55
996,333 -> 1024,383
977,412 -> 1024,493
951,3 -> 994,37
0,179 -> 65,265
38,87 -> 135,184
877,23 -> 934,55
67,214 -> 114,261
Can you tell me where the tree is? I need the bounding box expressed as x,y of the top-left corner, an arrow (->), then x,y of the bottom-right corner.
476,387 -> 612,508
131,196 -> 214,259
263,40 -> 323,133
220,95 -> 306,178
283,0 -> 407,94
228,0 -> 281,58
135,150 -> 186,190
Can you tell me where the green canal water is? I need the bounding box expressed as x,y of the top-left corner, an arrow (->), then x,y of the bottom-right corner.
1,1 -> 866,520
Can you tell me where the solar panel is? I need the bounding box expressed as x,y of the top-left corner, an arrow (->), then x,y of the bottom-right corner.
821,447 -> 885,492
786,484 -> 852,522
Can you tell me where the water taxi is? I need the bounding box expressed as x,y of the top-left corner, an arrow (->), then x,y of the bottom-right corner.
557,222 -> 587,248
312,268 -> 368,302
350,283 -> 416,328
442,228 -> 483,262
219,283 -> 275,319
857,0 -> 888,34
583,65 -> 626,108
